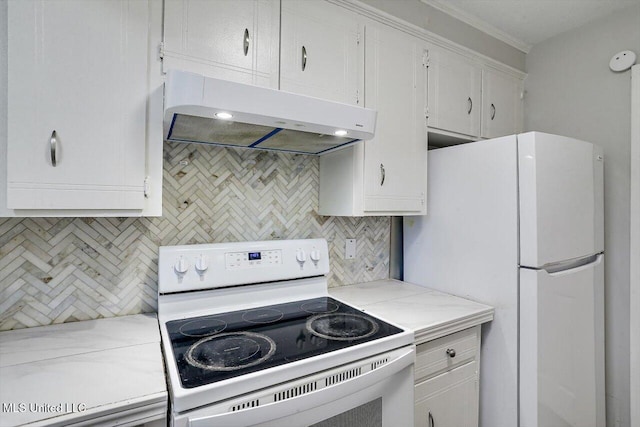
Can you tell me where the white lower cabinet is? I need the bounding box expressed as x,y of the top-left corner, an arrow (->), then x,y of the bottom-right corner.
414,326 -> 481,427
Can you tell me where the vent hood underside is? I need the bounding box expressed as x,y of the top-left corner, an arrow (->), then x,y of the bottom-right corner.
164,70 -> 377,155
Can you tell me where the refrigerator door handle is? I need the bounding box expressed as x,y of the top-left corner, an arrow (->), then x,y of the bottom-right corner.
542,253 -> 603,275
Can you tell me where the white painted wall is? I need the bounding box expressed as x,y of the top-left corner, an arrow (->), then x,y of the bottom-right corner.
525,5 -> 640,426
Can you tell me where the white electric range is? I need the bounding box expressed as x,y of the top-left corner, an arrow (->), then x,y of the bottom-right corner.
157,239 -> 415,427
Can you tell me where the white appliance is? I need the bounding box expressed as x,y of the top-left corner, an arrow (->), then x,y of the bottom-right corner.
164,70 -> 377,155
157,239 -> 415,427
403,132 -> 605,427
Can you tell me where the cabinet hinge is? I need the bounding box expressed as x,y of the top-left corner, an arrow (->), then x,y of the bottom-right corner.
356,89 -> 360,105
424,106 -> 430,119
144,176 -> 150,199
158,42 -> 165,60
423,51 -> 430,68
356,32 -> 361,46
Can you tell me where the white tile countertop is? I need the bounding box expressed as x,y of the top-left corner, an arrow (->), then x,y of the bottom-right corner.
330,279 -> 494,345
0,314 -> 167,426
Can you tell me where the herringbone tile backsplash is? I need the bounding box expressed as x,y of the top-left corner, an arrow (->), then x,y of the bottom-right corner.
0,143 -> 390,331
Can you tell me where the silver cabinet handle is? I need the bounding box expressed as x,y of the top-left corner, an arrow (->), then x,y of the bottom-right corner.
428,411 -> 435,427
302,46 -> 307,71
243,28 -> 250,56
491,103 -> 496,120
50,130 -> 58,167
380,163 -> 385,186
446,348 -> 456,358
467,97 -> 473,114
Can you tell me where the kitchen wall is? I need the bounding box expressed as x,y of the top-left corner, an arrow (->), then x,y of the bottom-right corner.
0,142 -> 390,331
524,5 -> 640,426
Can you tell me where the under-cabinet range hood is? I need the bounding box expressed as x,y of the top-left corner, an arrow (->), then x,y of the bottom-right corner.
164,70 -> 377,155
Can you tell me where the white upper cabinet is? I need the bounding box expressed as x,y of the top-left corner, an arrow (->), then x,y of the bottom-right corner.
6,0 -> 156,211
427,47 -> 482,138
280,0 -> 363,105
426,46 -> 525,141
162,0 -> 280,88
481,67 -> 523,139
319,20 -> 428,216
362,21 -> 428,213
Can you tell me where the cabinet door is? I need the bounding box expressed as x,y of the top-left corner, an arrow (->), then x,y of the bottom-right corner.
415,362 -> 479,427
427,48 -> 482,137
363,22 -> 427,213
163,0 -> 279,88
280,0 -> 363,105
7,0 -> 148,210
481,68 -> 523,138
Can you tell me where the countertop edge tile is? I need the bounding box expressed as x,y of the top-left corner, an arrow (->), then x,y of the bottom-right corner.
413,309 -> 495,345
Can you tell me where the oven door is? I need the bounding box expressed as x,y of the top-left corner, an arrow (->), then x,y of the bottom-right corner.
174,346 -> 414,427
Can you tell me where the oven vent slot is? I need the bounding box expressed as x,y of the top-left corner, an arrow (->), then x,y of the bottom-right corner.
371,357 -> 389,370
230,398 -> 260,412
274,381 -> 318,402
325,367 -> 362,387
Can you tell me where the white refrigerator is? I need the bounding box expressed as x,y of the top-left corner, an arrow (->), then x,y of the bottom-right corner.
403,132 -> 605,427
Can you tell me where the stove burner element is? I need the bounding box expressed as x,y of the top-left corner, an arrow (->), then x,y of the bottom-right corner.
179,317 -> 227,337
185,332 -> 276,371
306,313 -> 380,341
242,308 -> 284,324
301,300 -> 340,314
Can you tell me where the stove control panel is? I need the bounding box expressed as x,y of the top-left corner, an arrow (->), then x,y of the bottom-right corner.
158,239 -> 330,294
225,250 -> 282,270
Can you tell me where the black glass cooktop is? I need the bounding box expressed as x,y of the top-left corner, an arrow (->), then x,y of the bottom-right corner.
165,296 -> 403,389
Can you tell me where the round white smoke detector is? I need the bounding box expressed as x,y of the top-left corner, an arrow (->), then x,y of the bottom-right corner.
609,50 -> 636,72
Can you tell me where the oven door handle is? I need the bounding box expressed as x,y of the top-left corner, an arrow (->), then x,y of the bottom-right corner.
188,346 -> 415,427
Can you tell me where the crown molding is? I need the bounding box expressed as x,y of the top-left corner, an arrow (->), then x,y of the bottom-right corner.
420,0 -> 532,53
331,0 -> 527,79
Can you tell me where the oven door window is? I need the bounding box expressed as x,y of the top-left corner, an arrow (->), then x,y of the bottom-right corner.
309,398 -> 382,427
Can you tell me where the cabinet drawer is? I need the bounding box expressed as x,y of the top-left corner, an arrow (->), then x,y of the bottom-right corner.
415,327 -> 478,382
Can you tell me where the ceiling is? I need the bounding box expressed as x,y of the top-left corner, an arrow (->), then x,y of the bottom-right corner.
424,0 -> 640,52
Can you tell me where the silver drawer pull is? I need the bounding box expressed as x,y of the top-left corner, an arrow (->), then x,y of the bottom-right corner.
380,163 -> 385,186
428,411 -> 435,427
467,97 -> 473,114
243,28 -> 250,56
50,130 -> 58,167
490,103 -> 496,120
302,46 -> 307,71
446,348 -> 456,358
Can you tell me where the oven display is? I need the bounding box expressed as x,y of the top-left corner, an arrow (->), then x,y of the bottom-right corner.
225,250 -> 281,270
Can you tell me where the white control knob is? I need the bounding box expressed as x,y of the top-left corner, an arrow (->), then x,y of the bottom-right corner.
174,256 -> 189,275
296,249 -> 307,265
310,250 -> 321,263
195,254 -> 208,273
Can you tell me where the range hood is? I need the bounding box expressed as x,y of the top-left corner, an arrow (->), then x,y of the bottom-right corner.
164,70 -> 377,155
